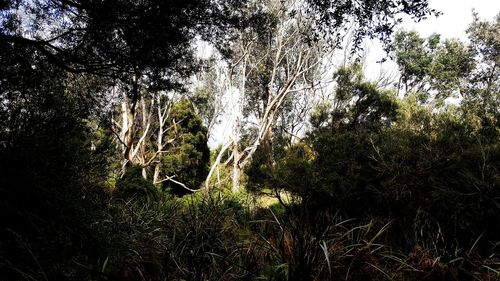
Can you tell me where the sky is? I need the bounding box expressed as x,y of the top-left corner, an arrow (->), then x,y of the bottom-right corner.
207,0 -> 500,147
402,0 -> 499,39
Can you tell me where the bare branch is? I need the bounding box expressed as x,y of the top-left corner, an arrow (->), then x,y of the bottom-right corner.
155,175 -> 200,192
205,140 -> 234,193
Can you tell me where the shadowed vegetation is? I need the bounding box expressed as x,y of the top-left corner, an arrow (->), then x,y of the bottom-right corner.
0,1 -> 498,280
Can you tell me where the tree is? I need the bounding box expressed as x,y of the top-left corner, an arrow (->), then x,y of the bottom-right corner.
389,31 -> 474,103
203,0 -> 439,194
253,63 -> 398,195
157,100 -> 211,195
111,89 -> 175,179
0,39 -> 114,280
1,0 -> 248,172
205,0 -> 326,193
0,0 -> 245,77
305,0 -> 439,49
264,57 -> 499,258
464,12 -> 500,135
190,56 -> 230,139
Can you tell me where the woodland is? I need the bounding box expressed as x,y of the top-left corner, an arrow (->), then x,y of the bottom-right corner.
0,0 -> 499,280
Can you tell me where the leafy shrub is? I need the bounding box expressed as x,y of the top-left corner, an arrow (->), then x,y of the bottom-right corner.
115,165 -> 158,200
159,100 -> 210,195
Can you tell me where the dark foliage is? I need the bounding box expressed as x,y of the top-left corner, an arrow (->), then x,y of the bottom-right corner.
0,0 -> 246,81
0,41 -> 113,279
247,64 -> 499,265
160,100 -> 210,195
115,165 -> 158,200
305,0 -> 440,49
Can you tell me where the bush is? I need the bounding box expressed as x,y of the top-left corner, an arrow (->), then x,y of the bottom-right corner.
115,165 -> 158,200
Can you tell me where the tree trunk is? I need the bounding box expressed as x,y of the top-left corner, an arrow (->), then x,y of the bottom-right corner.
232,143 -> 241,193
121,95 -> 136,168
153,164 -> 161,185
140,98 -> 148,179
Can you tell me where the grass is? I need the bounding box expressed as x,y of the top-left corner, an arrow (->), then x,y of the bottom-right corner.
3,188 -> 497,281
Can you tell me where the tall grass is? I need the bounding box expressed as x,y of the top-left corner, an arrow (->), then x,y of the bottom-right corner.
8,189 -> 495,281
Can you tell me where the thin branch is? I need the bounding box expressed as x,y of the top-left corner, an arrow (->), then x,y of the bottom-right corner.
205,140 -> 233,193
155,175 -> 200,192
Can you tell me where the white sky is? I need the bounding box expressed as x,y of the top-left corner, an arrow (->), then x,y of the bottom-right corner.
402,0 -> 499,39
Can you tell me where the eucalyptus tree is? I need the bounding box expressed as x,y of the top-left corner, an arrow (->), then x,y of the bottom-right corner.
204,0 -> 438,193
191,56 -> 230,139
204,0 -> 325,193
1,0 -> 439,193
0,0 -> 247,176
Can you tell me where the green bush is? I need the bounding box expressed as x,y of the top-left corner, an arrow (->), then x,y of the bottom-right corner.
159,100 -> 210,195
115,165 -> 158,200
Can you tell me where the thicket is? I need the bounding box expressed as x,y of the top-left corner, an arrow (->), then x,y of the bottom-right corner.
0,1 -> 498,281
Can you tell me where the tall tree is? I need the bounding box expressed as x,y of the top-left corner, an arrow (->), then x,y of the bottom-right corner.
0,40 -> 113,281
0,0 -> 245,77
190,56 -> 230,139
205,0 -> 437,193
389,31 -> 474,103
206,0 -> 325,193
157,100 -> 210,194
0,0 -> 246,170
464,12 -> 500,133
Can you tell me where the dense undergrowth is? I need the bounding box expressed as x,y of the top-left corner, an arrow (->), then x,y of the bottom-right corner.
0,57 -> 498,281
92,188 -> 500,281
3,185 -> 497,281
